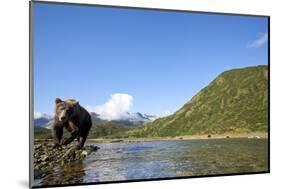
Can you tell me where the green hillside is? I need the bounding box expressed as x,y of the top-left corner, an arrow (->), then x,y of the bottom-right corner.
34,127 -> 53,139
122,65 -> 268,138
88,123 -> 132,138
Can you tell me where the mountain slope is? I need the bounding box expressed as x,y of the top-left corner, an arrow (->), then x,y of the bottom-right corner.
124,65 -> 268,137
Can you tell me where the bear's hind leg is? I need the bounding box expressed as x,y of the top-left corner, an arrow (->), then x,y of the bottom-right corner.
77,136 -> 86,149
77,129 -> 89,149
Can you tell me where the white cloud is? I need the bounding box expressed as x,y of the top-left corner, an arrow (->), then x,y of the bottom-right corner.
87,93 -> 133,121
247,32 -> 268,48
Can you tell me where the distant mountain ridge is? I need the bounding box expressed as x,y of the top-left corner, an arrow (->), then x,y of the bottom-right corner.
34,111 -> 158,129
34,113 -> 52,128
111,112 -> 157,126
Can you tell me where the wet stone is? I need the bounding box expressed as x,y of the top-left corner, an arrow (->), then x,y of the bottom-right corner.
33,143 -> 99,180
34,169 -> 45,179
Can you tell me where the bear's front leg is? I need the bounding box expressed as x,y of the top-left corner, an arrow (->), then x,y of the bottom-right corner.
62,121 -> 79,146
53,126 -> 63,148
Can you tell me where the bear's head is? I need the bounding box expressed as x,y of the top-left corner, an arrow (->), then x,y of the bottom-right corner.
55,98 -> 79,123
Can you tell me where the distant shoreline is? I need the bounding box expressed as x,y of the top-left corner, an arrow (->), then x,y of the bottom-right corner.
34,132 -> 268,143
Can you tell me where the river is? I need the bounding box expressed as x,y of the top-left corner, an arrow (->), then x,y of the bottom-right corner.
35,138 -> 268,186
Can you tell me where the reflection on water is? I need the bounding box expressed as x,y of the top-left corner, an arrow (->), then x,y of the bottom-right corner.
39,159 -> 86,186
35,138 -> 268,186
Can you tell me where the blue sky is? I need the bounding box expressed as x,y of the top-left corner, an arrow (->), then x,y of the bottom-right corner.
34,2 -> 268,117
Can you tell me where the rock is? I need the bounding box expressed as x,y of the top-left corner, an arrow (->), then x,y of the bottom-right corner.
62,148 -> 75,159
41,155 -> 49,162
88,145 -> 100,151
81,150 -> 88,157
207,134 -> 212,138
60,160 -> 65,166
40,161 -> 48,166
34,144 -> 42,150
33,142 -> 100,179
34,169 -> 45,179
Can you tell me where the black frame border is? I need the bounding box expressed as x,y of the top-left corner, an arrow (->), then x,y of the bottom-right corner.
29,0 -> 270,188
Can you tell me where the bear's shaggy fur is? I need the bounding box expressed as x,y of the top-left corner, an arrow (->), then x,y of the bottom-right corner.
53,98 -> 92,149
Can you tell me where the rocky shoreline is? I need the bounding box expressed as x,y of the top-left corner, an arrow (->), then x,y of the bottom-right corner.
33,143 -> 99,180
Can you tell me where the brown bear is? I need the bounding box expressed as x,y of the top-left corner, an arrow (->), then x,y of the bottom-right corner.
53,98 -> 92,149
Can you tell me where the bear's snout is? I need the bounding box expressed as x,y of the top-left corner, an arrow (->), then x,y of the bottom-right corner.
58,110 -> 67,122
60,116 -> 66,121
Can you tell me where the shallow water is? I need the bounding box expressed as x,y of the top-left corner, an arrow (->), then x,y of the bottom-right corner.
35,138 -> 268,186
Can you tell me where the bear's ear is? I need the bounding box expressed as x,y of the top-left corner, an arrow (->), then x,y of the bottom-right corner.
72,101 -> 79,107
55,98 -> 63,104
66,99 -> 79,107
